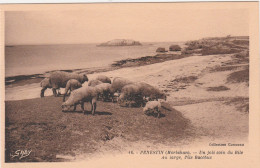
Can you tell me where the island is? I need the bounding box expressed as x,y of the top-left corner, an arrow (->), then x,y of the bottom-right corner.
97,39 -> 142,46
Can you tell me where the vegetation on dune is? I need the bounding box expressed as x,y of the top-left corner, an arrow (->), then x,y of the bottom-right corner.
207,86 -> 230,91
182,36 -> 249,56
227,68 -> 249,84
224,97 -> 249,113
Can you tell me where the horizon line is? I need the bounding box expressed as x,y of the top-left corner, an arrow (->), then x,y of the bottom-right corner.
5,35 -> 249,46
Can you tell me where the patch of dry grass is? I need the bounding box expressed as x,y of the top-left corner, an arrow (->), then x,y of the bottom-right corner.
5,97 -> 193,162
224,97 -> 249,113
227,68 -> 249,84
172,76 -> 198,83
210,65 -> 241,72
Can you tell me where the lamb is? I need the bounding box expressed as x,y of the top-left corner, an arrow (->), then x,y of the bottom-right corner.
61,86 -> 97,115
143,101 -> 162,118
88,79 -> 103,87
96,75 -> 111,84
110,77 -> 133,94
94,83 -> 113,101
40,78 -> 61,97
63,79 -> 82,102
47,71 -> 88,97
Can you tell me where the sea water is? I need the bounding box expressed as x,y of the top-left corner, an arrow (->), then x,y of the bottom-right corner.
5,42 -> 184,77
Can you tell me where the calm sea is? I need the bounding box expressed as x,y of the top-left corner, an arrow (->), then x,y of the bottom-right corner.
5,42 -> 184,77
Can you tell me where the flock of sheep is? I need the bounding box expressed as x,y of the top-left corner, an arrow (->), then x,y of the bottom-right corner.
40,71 -> 167,118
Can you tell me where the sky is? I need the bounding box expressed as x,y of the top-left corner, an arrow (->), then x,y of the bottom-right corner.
5,4 -> 249,45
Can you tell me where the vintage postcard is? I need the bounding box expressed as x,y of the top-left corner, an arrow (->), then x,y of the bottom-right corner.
0,2 -> 259,168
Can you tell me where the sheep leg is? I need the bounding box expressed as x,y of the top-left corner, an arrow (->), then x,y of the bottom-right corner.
155,107 -> 160,118
81,102 -> 85,114
63,89 -> 69,102
73,103 -> 77,111
52,88 -> 57,97
157,112 -> 160,118
104,91 -> 109,102
57,89 -> 61,96
68,89 -> 71,96
92,102 -> 96,115
40,87 -> 47,98
111,93 -> 115,103
91,98 -> 97,115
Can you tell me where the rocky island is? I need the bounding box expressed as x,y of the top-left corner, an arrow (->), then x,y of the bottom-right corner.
98,39 -> 142,46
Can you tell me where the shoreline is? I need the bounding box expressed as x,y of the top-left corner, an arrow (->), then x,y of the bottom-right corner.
5,52 -> 185,88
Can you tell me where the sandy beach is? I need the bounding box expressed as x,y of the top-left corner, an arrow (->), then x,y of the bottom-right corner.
5,36 -> 249,162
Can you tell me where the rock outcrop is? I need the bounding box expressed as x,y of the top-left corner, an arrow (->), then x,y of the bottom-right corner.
98,39 -> 142,46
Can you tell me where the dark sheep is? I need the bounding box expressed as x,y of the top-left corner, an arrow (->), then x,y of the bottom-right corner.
47,71 -> 88,97
137,82 -> 167,101
118,83 -> 143,107
40,77 -> 61,97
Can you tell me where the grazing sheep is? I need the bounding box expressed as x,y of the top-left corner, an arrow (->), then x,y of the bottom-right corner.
137,82 -> 167,101
118,83 -> 142,107
88,79 -> 103,87
40,78 -> 61,97
143,101 -> 162,118
96,75 -> 111,84
63,79 -> 82,102
48,71 -> 88,97
110,77 -> 133,94
62,86 -> 97,115
94,83 -> 112,101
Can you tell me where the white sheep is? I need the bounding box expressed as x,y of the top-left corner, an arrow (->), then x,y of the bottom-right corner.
96,75 -> 111,84
63,79 -> 82,102
110,77 -> 133,94
143,101 -> 162,118
88,79 -> 103,87
94,83 -> 113,101
61,86 -> 97,115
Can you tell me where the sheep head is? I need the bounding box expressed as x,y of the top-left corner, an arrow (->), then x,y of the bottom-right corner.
61,102 -> 72,112
82,74 -> 89,83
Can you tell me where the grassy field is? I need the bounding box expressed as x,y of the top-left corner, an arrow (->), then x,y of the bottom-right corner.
5,97 -> 193,162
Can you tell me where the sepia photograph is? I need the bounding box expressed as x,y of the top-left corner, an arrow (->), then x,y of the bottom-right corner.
1,1 -> 259,167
